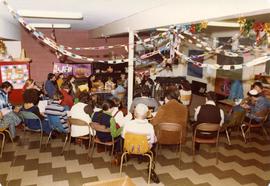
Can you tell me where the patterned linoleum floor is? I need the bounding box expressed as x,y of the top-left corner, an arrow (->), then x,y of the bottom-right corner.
0,128 -> 270,186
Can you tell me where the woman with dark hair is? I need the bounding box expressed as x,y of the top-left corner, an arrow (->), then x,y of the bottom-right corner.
60,82 -> 74,110
56,73 -> 64,90
44,73 -> 57,99
92,99 -> 122,142
87,74 -> 96,91
179,80 -> 192,106
66,75 -> 77,97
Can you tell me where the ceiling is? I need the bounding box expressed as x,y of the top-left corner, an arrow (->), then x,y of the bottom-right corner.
1,0 -> 270,40
0,0 -> 171,30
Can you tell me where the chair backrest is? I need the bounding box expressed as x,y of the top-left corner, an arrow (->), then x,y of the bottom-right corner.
20,111 -> 42,131
156,122 -> 183,145
20,111 -> 40,120
90,122 -> 110,133
68,118 -> 89,127
46,114 -> 66,133
124,132 -> 150,154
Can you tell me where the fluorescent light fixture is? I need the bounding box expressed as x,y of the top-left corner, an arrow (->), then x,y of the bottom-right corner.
156,28 -> 169,31
17,10 -> 83,19
208,21 -> 239,28
28,23 -> 71,28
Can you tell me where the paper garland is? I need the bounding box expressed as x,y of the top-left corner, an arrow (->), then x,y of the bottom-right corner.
2,0 -> 128,64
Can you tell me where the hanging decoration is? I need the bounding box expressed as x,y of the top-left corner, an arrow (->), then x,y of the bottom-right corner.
2,0 -> 128,64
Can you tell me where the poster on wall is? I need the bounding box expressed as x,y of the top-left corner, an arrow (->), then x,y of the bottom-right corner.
215,77 -> 232,96
187,50 -> 204,78
53,62 -> 91,78
72,64 -> 91,78
1,64 -> 29,89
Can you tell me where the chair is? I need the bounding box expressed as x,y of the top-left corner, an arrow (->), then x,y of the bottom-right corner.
241,110 -> 269,143
67,118 -> 92,157
0,127 -> 14,157
192,123 -> 221,164
155,123 -> 183,167
46,114 -> 69,154
120,132 -> 154,184
89,122 -> 119,162
20,111 -> 43,149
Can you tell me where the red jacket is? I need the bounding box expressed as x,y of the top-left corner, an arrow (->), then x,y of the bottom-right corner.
60,89 -> 74,109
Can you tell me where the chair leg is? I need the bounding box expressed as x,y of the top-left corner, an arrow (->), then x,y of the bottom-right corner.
46,130 -> 53,147
0,132 -> 5,157
192,138 -> 195,162
61,133 -> 69,155
90,142 -> 96,161
155,143 -> 158,161
5,130 -> 14,144
240,124 -> 247,143
179,143 -> 182,168
111,144 -> 115,164
40,131 -> 43,150
216,142 -> 219,165
120,152 -> 128,176
68,134 -> 72,155
145,154 -> 152,184
225,129 -> 231,145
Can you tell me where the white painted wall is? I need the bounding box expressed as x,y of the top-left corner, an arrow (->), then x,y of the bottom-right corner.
0,18 -> 20,40
3,41 -> 21,58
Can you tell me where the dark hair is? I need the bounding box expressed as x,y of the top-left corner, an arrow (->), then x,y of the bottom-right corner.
66,75 -> 75,82
180,80 -> 191,91
206,91 -> 217,102
47,73 -> 55,80
252,81 -> 263,90
61,81 -> 71,90
23,89 -> 39,104
141,86 -> 151,97
88,74 -> 96,89
1,81 -> 13,89
84,99 -> 95,115
78,92 -> 90,104
165,91 -> 178,101
56,73 -> 64,80
53,91 -> 64,101
102,99 -> 114,111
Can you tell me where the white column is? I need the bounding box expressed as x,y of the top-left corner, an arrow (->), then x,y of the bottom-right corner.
127,30 -> 134,110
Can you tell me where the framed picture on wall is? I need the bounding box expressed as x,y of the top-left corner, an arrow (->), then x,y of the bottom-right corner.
215,77 -> 232,97
187,50 -> 204,78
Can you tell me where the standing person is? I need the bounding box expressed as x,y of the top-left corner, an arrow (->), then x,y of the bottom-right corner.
66,75 -> 77,97
56,73 -> 64,90
0,81 -> 21,139
44,73 -> 57,99
179,80 -> 192,106
193,91 -> 224,151
87,74 -> 96,91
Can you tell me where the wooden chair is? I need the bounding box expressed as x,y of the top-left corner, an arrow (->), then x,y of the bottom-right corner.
67,118 -> 92,158
241,110 -> 269,143
192,123 -> 221,164
89,122 -> 119,162
0,127 -> 13,157
155,123 -> 183,167
20,111 -> 43,149
120,132 -> 153,184
46,114 -> 69,154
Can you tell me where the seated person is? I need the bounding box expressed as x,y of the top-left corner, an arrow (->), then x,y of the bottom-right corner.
60,82 -> 74,110
243,89 -> 270,123
0,81 -> 21,139
152,91 -> 188,143
179,79 -> 192,106
122,103 -> 156,148
104,77 -> 115,91
22,79 -> 42,105
129,86 -> 159,113
92,99 -> 122,143
21,90 -> 51,134
70,92 -> 95,136
44,91 -> 69,133
111,97 -> 132,127
193,91 -> 224,150
92,77 -> 104,91
112,79 -> 126,99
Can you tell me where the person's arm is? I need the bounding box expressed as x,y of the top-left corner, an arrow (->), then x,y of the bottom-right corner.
194,106 -> 201,121
219,109 -> 225,126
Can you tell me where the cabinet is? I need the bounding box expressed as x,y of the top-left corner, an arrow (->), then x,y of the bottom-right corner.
0,60 -> 31,104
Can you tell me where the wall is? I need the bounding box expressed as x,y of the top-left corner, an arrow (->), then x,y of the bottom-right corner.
0,19 -> 20,40
3,41 -> 21,58
21,28 -> 128,83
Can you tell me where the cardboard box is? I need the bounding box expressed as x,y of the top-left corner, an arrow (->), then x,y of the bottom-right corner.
83,176 -> 136,186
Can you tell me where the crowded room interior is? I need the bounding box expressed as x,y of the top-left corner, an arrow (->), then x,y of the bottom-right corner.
0,0 -> 270,185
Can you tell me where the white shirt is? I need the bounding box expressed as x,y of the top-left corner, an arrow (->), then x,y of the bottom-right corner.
111,107 -> 132,127
122,119 -> 156,145
194,100 -> 224,126
70,102 -> 93,136
158,70 -> 174,77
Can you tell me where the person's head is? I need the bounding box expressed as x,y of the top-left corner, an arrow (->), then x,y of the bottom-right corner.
252,82 -> 263,93
180,80 -> 191,91
101,99 -> 115,113
24,79 -> 35,88
78,92 -> 90,104
134,103 -> 149,120
141,86 -> 151,97
67,75 -> 75,83
248,89 -> 259,101
165,63 -> 172,72
84,99 -> 95,116
23,89 -> 39,104
164,91 -> 178,103
1,81 -> 13,93
120,73 -> 126,80
47,73 -> 56,81
206,91 -> 217,102
61,82 -> 71,92
57,73 -> 64,80
89,74 -> 96,82
52,91 -> 64,102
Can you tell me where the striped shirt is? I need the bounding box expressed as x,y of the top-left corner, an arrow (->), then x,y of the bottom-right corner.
44,101 -> 68,131
0,89 -> 12,110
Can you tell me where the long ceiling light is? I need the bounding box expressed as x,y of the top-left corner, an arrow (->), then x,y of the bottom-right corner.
17,10 -> 83,19
28,23 -> 71,28
208,21 -> 239,28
